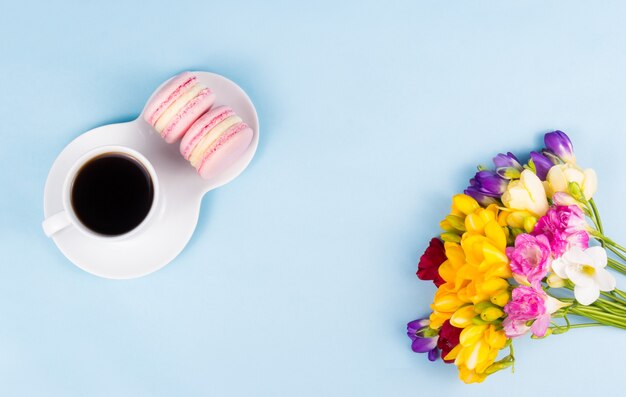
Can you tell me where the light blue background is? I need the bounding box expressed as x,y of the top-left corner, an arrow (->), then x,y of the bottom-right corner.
1,0 -> 625,395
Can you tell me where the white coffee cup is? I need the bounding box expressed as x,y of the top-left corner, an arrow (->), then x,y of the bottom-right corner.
42,145 -> 160,240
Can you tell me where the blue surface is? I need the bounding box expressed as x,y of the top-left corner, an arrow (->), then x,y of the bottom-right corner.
1,0 -> 626,395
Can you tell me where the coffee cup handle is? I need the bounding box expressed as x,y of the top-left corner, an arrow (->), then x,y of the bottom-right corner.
42,211 -> 72,237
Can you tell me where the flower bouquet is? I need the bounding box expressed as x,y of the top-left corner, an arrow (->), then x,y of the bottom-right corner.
407,131 -> 626,383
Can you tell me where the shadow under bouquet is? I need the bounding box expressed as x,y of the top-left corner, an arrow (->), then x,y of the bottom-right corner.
407,131 -> 626,383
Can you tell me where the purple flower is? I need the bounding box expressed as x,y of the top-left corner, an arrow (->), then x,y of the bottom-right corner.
493,152 -> 523,179
544,130 -> 576,163
464,170 -> 508,206
407,318 -> 439,361
529,151 -> 553,181
464,186 -> 498,207
473,171 -> 508,196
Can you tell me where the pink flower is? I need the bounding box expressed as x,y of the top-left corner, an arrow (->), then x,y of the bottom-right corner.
532,205 -> 589,257
502,286 -> 551,338
506,234 -> 551,287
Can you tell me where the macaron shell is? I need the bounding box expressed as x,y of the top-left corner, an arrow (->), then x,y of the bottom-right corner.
180,106 -> 235,159
153,84 -> 204,133
143,72 -> 197,125
161,89 -> 216,144
188,115 -> 242,166
197,124 -> 253,180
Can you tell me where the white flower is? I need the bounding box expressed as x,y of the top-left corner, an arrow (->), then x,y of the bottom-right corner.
551,246 -> 616,305
501,169 -> 549,216
544,164 -> 597,201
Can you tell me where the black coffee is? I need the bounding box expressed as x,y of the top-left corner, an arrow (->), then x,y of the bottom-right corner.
71,153 -> 154,236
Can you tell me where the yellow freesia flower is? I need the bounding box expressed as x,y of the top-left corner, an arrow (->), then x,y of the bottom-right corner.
429,196 -> 513,383
439,194 -> 480,242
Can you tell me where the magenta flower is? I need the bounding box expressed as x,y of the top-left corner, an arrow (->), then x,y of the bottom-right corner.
506,234 -> 551,287
532,205 -> 589,257
544,130 -> 576,164
407,318 -> 439,361
502,286 -> 551,338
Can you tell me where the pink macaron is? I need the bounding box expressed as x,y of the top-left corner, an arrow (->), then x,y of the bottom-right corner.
143,72 -> 216,143
180,104 -> 253,180
197,122 -> 253,180
180,105 -> 236,160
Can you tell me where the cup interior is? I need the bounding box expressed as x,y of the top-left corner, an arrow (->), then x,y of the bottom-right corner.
64,146 -> 159,239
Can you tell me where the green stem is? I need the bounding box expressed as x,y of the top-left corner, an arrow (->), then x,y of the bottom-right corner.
606,245 -> 626,263
607,258 -> 626,275
569,306 -> 626,329
594,232 -> 626,254
551,322 -> 605,330
601,290 -> 626,304
558,285 -> 626,313
606,239 -> 626,254
613,289 -> 626,301
589,199 -> 604,235
593,297 -> 626,315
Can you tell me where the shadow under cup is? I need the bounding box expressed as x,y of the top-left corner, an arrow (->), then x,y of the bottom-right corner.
70,152 -> 155,237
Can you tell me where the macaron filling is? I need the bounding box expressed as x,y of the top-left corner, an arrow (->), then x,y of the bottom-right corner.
197,122 -> 251,172
189,115 -> 242,166
146,74 -> 197,125
160,88 -> 213,141
154,84 -> 205,132
180,106 -> 235,159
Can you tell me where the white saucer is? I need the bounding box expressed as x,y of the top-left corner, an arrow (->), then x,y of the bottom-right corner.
43,72 -> 259,279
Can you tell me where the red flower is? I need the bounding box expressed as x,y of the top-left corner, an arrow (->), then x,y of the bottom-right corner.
417,238 -> 446,287
437,320 -> 462,363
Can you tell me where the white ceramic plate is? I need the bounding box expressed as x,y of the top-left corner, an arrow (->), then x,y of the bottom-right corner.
42,72 -> 259,279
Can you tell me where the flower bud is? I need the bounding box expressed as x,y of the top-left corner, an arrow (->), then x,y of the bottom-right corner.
440,232 -> 461,243
493,152 -> 523,179
567,181 -> 586,203
541,149 -> 563,165
547,272 -> 566,288
452,194 -> 480,216
490,290 -> 510,307
531,328 -> 553,339
445,215 -> 466,232
473,301 -> 495,314
439,219 -> 456,232
552,192 -> 584,208
480,307 -> 504,322
471,317 -> 489,325
544,130 -> 576,163
485,356 -> 514,375
550,326 -> 569,335
529,151 -> 553,180
523,216 -> 537,234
